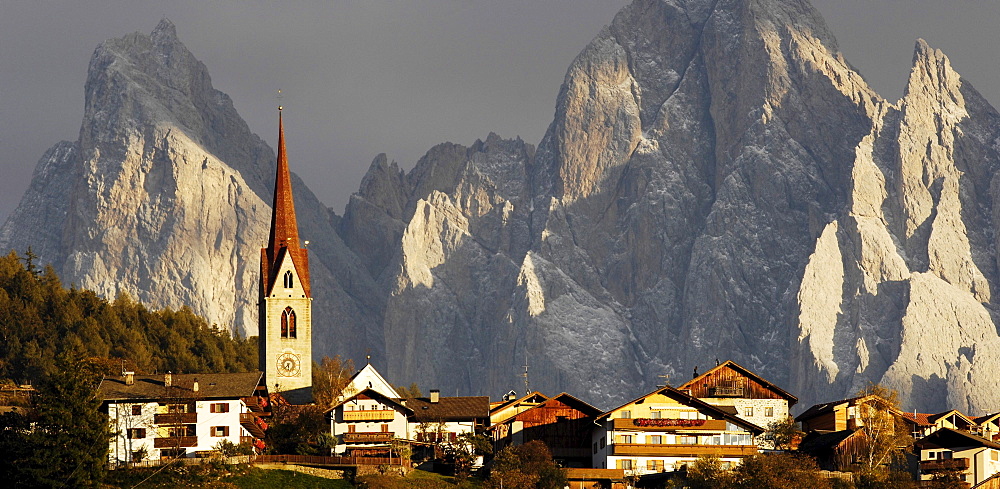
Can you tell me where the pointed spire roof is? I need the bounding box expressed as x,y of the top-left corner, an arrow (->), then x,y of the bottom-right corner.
262,107 -> 310,297
268,108 -> 300,255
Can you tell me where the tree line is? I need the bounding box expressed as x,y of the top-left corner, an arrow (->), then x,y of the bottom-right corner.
0,249 -> 257,384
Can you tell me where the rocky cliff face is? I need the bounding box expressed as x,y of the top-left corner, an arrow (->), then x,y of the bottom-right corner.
0,20 -> 381,362
5,2 -> 1000,412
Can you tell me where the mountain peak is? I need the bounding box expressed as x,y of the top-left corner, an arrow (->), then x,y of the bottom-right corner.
152,18 -> 178,42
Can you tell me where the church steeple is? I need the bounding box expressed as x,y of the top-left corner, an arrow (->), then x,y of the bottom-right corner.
259,106 -> 314,404
262,107 -> 310,298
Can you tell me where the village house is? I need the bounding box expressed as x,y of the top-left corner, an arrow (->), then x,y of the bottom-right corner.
328,366 -> 489,459
591,385 -> 763,477
915,428 -> 1000,486
98,371 -> 270,464
901,409 -> 979,439
489,391 -> 601,468
678,360 -> 797,448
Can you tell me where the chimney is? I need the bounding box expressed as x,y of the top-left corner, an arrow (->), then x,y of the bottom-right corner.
192,378 -> 199,393
124,371 -> 135,386
430,389 -> 440,403
165,372 -> 172,387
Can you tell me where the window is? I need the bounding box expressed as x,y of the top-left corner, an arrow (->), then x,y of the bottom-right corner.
212,426 -> 229,437
593,442 -> 598,454
648,435 -> 662,444
348,425 -> 356,433
166,425 -> 196,437
620,410 -> 632,419
127,428 -> 146,439
131,405 -> 142,416
678,436 -> 697,445
650,410 -> 662,419
283,270 -> 294,289
600,437 -> 606,449
764,406 -> 774,417
381,424 -> 389,433
210,403 -> 230,413
744,407 -> 754,417
647,460 -> 664,472
281,307 -> 297,338
617,459 -> 634,470
167,404 -> 187,413
161,448 -> 186,459
618,435 -> 633,444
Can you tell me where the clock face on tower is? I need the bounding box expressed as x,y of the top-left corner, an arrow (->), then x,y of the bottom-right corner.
276,352 -> 301,377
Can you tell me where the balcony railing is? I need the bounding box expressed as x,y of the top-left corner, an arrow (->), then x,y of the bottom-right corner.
240,413 -> 267,438
343,410 -> 396,421
153,436 -> 198,448
613,418 -> 728,431
921,458 -> 969,472
611,444 -> 758,457
342,432 -> 394,443
154,413 -> 197,424
708,386 -> 745,397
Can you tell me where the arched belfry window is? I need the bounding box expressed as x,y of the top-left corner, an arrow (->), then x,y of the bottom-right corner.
281,307 -> 297,339
283,270 -> 294,289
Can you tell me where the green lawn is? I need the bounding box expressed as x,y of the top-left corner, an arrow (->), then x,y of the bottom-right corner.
104,465 -> 352,488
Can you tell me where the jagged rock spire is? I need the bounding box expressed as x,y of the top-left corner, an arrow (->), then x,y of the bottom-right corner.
263,107 -> 310,297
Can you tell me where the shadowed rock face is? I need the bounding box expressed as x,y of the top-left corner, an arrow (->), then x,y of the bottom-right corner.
5,2 -> 1000,412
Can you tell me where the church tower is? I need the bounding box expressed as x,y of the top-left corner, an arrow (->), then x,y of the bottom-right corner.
259,107 -> 312,403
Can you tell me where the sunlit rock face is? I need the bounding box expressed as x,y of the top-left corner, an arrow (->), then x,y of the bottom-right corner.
6,2 -> 1000,412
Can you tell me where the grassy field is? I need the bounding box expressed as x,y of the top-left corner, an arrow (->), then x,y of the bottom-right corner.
103,465 -> 352,488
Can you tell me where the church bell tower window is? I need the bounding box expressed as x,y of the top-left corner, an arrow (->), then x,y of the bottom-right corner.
281,307 -> 297,339
283,270 -> 294,289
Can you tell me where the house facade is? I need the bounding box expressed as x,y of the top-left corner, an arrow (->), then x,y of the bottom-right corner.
592,386 -> 763,476
328,386 -> 489,457
678,360 -> 797,447
489,392 -> 601,467
99,372 -> 269,464
916,428 -> 1000,486
330,388 -> 411,456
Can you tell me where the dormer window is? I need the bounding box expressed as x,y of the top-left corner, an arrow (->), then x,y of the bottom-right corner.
281,307 -> 297,338
283,270 -> 294,289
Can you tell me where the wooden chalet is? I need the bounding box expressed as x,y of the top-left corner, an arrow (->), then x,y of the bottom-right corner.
592,385 -> 764,477
678,360 -> 797,448
489,392 -> 602,467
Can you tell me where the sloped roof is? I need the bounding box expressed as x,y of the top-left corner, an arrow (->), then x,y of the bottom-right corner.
490,391 -> 548,416
798,428 -> 862,455
975,413 -> 1000,425
548,392 -> 602,416
328,387 -> 412,415
795,395 -> 895,422
928,409 -> 976,426
407,396 -> 490,422
597,385 -> 765,434
98,372 -> 264,402
679,360 -> 798,404
900,412 -> 935,427
341,363 -> 401,400
915,427 -> 1000,451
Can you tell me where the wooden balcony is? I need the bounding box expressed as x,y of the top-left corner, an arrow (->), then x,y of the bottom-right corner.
240,413 -> 267,438
154,436 -> 198,448
343,410 -> 396,421
241,396 -> 270,415
613,418 -> 728,431
709,386 -> 745,397
342,432 -> 394,443
154,412 -> 197,424
241,436 -> 255,445
611,444 -> 758,458
920,458 -> 969,472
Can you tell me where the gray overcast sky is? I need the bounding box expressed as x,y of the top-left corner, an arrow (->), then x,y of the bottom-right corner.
1,1 -> 998,222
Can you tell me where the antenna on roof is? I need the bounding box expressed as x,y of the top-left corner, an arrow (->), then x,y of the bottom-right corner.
657,373 -> 671,388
